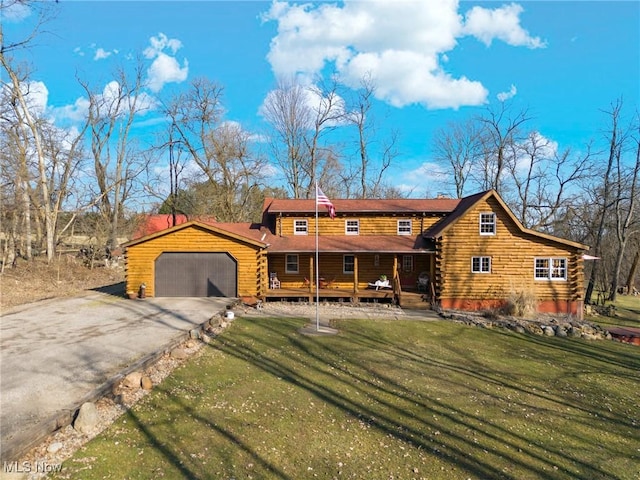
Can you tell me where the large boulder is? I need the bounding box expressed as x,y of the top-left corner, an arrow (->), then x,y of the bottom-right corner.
74,402 -> 99,434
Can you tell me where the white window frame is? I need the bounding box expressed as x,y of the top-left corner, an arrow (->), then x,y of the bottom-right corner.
285,254 -> 299,274
471,256 -> 491,273
343,254 -> 355,274
294,219 -> 308,235
402,255 -> 414,273
397,219 -> 412,236
534,257 -> 567,281
345,219 -> 360,235
479,212 -> 496,236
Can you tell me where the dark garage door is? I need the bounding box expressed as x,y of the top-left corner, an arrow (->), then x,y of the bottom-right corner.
155,252 -> 237,297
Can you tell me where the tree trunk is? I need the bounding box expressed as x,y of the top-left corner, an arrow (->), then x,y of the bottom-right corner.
625,249 -> 640,294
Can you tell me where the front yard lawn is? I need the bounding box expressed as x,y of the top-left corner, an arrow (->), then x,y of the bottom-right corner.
55,316 -> 639,480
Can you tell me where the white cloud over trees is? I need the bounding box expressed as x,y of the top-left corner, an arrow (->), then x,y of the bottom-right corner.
264,0 -> 545,110
143,33 -> 189,93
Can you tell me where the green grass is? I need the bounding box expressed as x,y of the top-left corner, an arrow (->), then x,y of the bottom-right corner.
587,294 -> 640,329
54,316 -> 640,480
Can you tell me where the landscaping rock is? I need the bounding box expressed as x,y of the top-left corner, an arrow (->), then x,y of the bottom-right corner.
189,328 -> 201,339
554,326 -> 568,337
543,326 -> 555,336
141,376 -> 153,390
122,371 -> 143,389
568,326 -> 582,338
74,402 -> 99,434
171,347 -> 188,359
200,333 -> 212,344
47,442 -> 63,454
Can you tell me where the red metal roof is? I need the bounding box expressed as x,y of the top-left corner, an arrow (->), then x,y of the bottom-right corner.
132,214 -> 217,240
263,232 -> 434,253
265,197 -> 460,214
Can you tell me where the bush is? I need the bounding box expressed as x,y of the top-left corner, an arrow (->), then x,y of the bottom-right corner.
503,288 -> 538,317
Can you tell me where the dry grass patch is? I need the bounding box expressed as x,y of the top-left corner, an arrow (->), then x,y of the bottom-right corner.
53,316 -> 639,480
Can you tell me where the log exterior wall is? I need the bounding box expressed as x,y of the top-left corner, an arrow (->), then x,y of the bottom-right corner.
125,225 -> 264,298
276,214 -> 446,236
435,196 -> 584,316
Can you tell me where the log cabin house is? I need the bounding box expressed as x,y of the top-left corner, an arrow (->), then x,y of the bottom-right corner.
123,189 -> 588,317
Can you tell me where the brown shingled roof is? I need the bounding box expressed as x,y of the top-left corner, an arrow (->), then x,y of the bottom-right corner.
266,197 -> 460,214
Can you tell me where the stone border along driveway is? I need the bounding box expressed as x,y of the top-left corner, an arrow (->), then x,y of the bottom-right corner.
4,299 -> 439,477
0,287 -> 233,464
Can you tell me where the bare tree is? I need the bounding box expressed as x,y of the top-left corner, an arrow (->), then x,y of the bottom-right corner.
0,1 -> 58,56
0,57 -> 60,260
585,99 -> 626,304
262,78 -> 344,199
506,132 -> 593,230
346,75 -> 398,198
609,113 -> 640,301
166,78 -> 266,221
79,63 -> 150,250
477,102 -> 531,193
261,79 -> 312,198
432,119 -> 482,198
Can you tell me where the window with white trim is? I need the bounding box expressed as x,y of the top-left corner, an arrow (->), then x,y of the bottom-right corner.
534,257 -> 567,280
286,254 -> 299,274
294,219 -> 308,235
397,219 -> 412,235
345,219 -> 360,235
479,212 -> 496,235
402,255 -> 414,272
471,256 -> 491,273
343,254 -> 355,274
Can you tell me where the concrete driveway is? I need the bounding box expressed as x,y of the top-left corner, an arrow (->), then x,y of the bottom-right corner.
0,285 -> 232,461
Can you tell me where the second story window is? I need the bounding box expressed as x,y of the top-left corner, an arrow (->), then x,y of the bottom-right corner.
397,219 -> 412,235
479,213 -> 496,235
294,219 -> 308,235
346,219 -> 360,235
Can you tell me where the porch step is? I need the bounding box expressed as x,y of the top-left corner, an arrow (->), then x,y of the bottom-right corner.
399,291 -> 431,309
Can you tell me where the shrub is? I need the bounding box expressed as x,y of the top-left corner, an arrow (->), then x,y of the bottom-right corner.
503,288 -> 538,317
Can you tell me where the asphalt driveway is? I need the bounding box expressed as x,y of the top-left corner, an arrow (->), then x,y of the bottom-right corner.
0,285 -> 231,461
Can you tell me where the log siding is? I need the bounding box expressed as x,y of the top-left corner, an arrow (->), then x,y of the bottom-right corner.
125,224 -> 264,298
435,196 -> 585,315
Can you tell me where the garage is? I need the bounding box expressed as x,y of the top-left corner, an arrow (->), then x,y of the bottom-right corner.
155,252 -> 237,297
124,221 -> 267,299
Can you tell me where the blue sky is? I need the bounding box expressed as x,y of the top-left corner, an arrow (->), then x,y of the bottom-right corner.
4,0 -> 639,201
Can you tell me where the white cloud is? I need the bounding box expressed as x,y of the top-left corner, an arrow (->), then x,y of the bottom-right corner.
497,84 -> 517,102
144,33 -> 183,58
143,33 -> 189,92
2,2 -> 31,22
20,81 -> 49,116
94,48 -> 113,61
264,0 -> 544,110
463,4 -> 546,49
51,96 -> 90,123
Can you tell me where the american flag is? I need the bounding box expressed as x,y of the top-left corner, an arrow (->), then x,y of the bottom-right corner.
316,186 -> 336,219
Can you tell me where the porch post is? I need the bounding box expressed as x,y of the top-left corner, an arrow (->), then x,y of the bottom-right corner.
354,255 -> 359,292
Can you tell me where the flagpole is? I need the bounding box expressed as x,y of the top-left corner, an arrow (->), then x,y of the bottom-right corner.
315,182 -> 320,331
